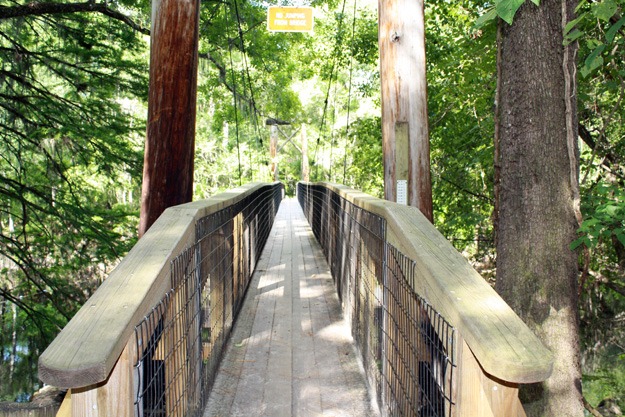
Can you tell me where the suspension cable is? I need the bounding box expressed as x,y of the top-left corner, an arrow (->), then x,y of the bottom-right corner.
314,0 -> 349,180
233,0 -> 263,181
328,81 -> 339,181
343,0 -> 357,183
226,2 -> 243,185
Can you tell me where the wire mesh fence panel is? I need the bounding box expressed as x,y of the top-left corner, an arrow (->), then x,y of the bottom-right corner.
297,183 -> 456,417
384,244 -> 455,417
133,184 -> 282,417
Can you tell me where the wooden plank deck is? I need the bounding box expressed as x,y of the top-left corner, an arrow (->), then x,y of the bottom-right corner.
203,199 -> 378,417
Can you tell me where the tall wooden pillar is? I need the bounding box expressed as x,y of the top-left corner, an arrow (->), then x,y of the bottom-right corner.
301,125 -> 309,182
379,0 -> 433,222
139,0 -> 201,237
270,124 -> 278,181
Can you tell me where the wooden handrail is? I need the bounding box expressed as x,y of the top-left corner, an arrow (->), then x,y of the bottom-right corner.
38,182 -> 279,389
302,182 -> 553,384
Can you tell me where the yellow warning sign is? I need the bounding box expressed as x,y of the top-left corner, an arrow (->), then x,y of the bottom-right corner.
267,6 -> 314,33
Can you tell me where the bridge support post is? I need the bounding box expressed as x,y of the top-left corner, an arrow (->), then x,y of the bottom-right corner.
378,0 -> 433,221
139,0 -> 201,236
66,340 -> 136,417
454,338 -> 527,417
301,125 -> 309,182
270,125 -> 278,181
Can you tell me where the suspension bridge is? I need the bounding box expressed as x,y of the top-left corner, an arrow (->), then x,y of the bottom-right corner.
34,3 -> 551,414
38,181 -> 553,417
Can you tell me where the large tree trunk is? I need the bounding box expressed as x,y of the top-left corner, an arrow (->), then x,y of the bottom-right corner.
495,1 -> 583,416
138,0 -> 200,237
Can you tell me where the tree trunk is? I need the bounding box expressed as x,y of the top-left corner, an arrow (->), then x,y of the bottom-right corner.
138,0 -> 200,237
10,302 -> 17,382
495,1 -> 583,416
0,290 -> 6,361
378,0 -> 433,221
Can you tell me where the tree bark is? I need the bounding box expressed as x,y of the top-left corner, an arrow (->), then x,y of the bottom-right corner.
495,1 -> 583,416
378,0 -> 433,221
138,0 -> 200,237
10,302 -> 17,382
0,291 -> 5,362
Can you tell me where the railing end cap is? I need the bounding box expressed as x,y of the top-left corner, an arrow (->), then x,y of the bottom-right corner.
38,358 -> 108,389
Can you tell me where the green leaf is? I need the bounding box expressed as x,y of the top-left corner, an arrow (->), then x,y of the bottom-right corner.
605,16 -> 625,43
530,0 -> 540,4
582,44 -> 606,77
475,7 -> 498,29
496,0 -> 526,24
564,29 -> 584,46
571,235 -> 592,250
615,230 -> 625,246
598,203 -> 621,217
590,227 -> 602,239
564,14 -> 586,35
591,0 -> 617,22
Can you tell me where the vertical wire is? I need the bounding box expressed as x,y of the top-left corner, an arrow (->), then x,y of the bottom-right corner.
343,0 -> 358,184
233,0 -> 263,181
314,0 -> 349,180
226,1 -> 243,185
329,81 -> 339,181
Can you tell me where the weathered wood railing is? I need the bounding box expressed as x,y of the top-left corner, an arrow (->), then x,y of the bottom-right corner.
297,182 -> 553,417
38,182 -> 283,417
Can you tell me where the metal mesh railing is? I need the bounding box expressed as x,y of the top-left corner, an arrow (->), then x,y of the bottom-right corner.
298,183 -> 455,417
132,183 -> 282,417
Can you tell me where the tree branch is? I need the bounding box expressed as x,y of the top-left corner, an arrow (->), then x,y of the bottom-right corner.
589,269 -> 625,298
582,397 -> 603,417
436,173 -> 493,203
579,123 -> 625,181
199,50 -> 261,117
0,2 -> 150,35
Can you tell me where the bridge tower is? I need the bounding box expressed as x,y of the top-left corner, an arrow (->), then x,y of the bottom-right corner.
139,0 -> 201,236
378,0 -> 433,222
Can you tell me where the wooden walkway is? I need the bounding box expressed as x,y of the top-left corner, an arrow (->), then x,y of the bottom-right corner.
203,199 -> 378,417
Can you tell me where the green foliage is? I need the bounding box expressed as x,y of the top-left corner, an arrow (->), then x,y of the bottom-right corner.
193,0 -> 319,192
572,184 -> 625,250
192,0 -> 383,196
427,1 -> 496,256
0,0 -> 148,400
564,0 -> 625,78
580,282 -> 625,410
571,2 -> 625,401
348,8 -> 379,68
583,350 -> 625,410
496,0 -> 525,24
475,0 -> 540,27
342,117 -> 383,198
